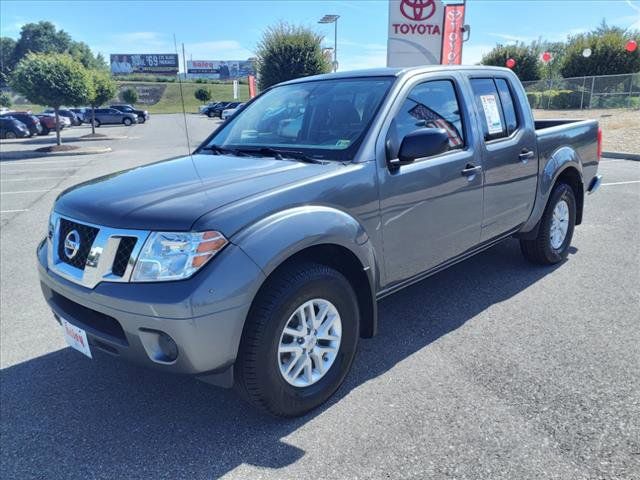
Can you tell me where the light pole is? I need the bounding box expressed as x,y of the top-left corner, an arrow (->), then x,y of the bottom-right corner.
318,14 -> 340,72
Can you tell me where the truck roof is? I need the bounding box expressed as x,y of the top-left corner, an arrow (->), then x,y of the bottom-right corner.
280,65 -> 514,86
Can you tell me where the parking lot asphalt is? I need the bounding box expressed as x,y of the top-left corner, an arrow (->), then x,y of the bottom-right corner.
1,115 -> 639,479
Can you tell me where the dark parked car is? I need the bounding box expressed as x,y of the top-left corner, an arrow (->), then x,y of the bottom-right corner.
91,108 -> 138,127
202,102 -> 239,118
43,108 -> 81,126
38,66 -> 602,417
0,116 -> 30,139
110,104 -> 149,123
0,111 -> 42,136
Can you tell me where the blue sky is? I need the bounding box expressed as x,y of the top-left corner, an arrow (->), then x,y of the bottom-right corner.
1,0 -> 639,70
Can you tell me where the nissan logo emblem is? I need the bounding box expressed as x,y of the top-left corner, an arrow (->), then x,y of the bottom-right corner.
64,230 -> 81,259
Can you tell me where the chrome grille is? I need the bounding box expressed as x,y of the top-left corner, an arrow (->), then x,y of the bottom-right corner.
48,213 -> 150,289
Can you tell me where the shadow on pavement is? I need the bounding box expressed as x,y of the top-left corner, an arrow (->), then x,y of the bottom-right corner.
0,239 -> 569,479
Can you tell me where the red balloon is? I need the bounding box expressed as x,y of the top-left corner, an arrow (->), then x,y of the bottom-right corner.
505,58 -> 516,69
626,40 -> 638,52
541,51 -> 552,63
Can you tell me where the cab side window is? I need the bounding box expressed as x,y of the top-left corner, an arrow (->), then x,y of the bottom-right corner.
470,77 -> 519,141
392,80 -> 465,154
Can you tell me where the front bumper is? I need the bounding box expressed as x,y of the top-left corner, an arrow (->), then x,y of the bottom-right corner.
37,239 -> 265,386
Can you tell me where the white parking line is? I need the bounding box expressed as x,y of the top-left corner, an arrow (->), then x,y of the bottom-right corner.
1,159 -> 89,166
0,209 -> 30,213
1,166 -> 80,172
602,180 -> 640,186
0,189 -> 61,195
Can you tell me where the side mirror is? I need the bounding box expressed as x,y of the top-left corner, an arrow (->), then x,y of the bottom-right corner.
391,128 -> 450,167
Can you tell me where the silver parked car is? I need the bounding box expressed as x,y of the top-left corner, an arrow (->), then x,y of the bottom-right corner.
91,108 -> 138,127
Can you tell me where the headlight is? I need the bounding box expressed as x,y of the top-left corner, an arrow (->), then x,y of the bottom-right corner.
131,231 -> 227,282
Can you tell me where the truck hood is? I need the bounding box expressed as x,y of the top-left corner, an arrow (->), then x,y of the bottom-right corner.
55,153 -> 343,231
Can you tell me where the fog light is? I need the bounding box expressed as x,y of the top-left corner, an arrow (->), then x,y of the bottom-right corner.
158,332 -> 178,362
139,329 -> 179,364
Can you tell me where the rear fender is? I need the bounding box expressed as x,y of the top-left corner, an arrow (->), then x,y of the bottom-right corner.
519,146 -> 583,234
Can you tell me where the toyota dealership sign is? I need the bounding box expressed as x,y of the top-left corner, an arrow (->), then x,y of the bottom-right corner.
387,0 -> 445,67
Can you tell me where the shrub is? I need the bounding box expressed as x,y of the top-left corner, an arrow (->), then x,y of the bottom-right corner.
256,22 -> 331,90
121,87 -> 138,104
194,87 -> 212,103
0,92 -> 11,108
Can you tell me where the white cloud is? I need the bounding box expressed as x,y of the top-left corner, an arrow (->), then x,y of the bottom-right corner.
184,40 -> 253,60
462,43 -> 494,65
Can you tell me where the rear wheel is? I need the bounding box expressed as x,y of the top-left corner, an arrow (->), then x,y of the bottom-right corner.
520,182 -> 576,265
93,119 -> 101,128
123,118 -> 133,126
40,127 -> 50,135
5,131 -> 17,139
235,262 -> 360,417
207,111 -> 214,118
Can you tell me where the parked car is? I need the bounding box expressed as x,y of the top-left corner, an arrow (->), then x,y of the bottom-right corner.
43,108 -> 81,126
110,104 -> 149,123
0,116 -> 30,139
199,101 -> 219,114
221,103 -> 245,120
91,108 -> 138,127
38,66 -> 602,417
202,101 -> 238,118
0,111 -> 42,136
36,114 -> 70,134
69,108 -> 90,124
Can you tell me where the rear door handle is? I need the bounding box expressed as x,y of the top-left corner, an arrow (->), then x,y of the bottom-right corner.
519,149 -> 535,162
461,164 -> 482,177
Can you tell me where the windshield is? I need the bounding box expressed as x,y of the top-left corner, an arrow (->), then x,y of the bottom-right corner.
203,77 -> 395,161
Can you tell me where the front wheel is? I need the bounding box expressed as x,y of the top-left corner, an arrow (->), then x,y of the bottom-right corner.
235,262 -> 360,417
123,118 -> 133,126
520,182 -> 576,265
40,127 -> 50,135
5,131 -> 17,139
93,119 -> 101,128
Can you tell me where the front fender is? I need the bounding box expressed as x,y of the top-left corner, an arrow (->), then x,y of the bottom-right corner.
520,146 -> 583,233
231,206 -> 378,290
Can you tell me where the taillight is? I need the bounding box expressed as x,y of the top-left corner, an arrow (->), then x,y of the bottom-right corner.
596,127 -> 602,162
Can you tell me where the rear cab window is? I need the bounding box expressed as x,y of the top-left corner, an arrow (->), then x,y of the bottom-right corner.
470,77 -> 520,141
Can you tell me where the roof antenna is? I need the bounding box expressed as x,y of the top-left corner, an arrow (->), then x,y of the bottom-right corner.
174,33 -> 192,156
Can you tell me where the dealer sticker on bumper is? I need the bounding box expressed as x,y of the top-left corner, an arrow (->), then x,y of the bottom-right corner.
61,318 -> 92,359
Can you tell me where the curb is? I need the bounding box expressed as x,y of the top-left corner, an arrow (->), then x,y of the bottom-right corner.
602,151 -> 640,161
0,146 -> 112,160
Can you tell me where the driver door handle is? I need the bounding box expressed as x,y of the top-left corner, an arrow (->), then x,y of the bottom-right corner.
461,164 -> 482,176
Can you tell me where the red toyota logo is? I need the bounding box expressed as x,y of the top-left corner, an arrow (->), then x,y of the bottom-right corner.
400,0 -> 436,21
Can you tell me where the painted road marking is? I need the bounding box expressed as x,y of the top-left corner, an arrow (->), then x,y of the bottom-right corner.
0,189 -> 61,195
602,180 -> 640,186
0,209 -> 30,213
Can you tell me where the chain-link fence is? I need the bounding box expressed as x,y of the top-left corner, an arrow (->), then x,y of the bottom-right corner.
522,73 -> 640,110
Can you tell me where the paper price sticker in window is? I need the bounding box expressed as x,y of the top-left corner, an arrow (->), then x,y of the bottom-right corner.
480,94 -> 503,135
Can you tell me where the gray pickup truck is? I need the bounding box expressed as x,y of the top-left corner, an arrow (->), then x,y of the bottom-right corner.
38,66 -> 602,417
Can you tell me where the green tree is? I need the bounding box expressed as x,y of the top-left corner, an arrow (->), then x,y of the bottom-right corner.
481,42 -> 541,81
256,22 -> 331,90
560,22 -> 640,77
87,69 -> 117,134
121,87 -> 138,105
10,21 -> 106,73
1,37 -> 17,84
0,92 -> 11,108
10,53 -> 92,145
194,87 -> 212,103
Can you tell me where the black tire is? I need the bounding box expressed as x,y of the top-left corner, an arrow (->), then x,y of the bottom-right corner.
235,262 -> 360,417
123,118 -> 132,126
5,131 -> 16,139
40,127 -> 50,136
207,110 -> 214,118
138,117 -> 146,124
93,119 -> 101,128
520,182 -> 576,265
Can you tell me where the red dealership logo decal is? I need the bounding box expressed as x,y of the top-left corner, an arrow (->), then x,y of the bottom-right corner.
400,0 -> 436,21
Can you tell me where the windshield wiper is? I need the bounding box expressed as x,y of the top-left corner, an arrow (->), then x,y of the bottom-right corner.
201,144 -> 248,156
235,147 -> 327,164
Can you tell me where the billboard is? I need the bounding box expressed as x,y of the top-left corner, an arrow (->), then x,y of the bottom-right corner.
441,4 -> 466,65
110,54 -> 179,75
186,60 -> 256,80
387,0 -> 445,67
